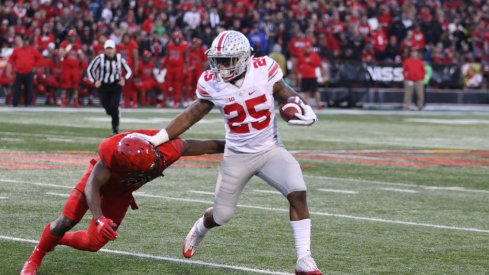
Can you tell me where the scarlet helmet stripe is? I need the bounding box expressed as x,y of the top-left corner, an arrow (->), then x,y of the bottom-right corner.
216,31 -> 229,54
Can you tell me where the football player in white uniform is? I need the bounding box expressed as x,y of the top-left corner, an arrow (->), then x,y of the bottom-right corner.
150,30 -> 321,275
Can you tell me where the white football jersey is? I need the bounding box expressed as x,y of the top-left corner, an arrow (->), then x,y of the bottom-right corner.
196,56 -> 284,153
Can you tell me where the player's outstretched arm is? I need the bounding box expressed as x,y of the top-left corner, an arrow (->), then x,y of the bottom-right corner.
85,161 -> 111,220
150,99 -> 214,146
182,139 -> 225,156
85,161 -> 118,240
273,80 -> 318,126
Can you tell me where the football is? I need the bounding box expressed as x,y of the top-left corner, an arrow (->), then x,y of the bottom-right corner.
279,96 -> 304,122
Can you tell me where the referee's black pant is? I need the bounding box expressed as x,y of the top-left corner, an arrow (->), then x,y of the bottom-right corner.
98,83 -> 122,134
12,72 -> 34,107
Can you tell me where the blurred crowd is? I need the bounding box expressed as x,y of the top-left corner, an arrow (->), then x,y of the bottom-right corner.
0,0 -> 488,107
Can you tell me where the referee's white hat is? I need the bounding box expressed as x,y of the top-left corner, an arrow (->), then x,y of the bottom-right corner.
104,39 -> 115,49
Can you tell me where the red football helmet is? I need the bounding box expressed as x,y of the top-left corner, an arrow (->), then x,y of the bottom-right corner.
113,134 -> 162,173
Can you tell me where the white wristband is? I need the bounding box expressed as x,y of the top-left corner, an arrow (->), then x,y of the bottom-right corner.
150,129 -> 169,146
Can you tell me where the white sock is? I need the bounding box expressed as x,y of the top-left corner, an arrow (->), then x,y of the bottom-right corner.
290,218 -> 311,259
195,217 -> 209,236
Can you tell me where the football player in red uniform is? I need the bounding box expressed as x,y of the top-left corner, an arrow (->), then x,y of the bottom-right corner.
184,37 -> 207,106
59,30 -> 84,107
0,56 -> 14,105
134,50 -> 160,106
32,53 -> 50,105
20,131 -> 224,275
43,51 -> 63,105
117,33 -> 139,108
159,30 -> 189,108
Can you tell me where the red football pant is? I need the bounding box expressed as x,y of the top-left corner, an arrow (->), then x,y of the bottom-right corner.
60,69 -> 80,89
123,79 -> 137,107
32,162 -> 131,257
163,67 -> 184,106
185,69 -> 201,101
134,78 -> 161,105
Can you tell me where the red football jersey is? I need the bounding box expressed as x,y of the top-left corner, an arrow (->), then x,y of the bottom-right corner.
137,61 -> 155,80
165,41 -> 189,67
92,42 -> 105,55
48,60 -> 63,79
97,130 -> 184,196
60,41 -> 82,68
117,40 -> 138,66
36,33 -> 55,51
189,46 -> 207,68
33,58 -> 49,76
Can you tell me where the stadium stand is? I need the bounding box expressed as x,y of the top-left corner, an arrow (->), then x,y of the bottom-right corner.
0,0 -> 488,107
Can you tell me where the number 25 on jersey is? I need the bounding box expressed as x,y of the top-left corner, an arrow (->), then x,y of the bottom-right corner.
224,94 -> 271,134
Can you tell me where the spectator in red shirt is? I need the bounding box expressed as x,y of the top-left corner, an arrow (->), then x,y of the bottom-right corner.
7,35 -> 42,107
402,49 -> 426,110
296,41 -> 324,109
36,23 -> 55,52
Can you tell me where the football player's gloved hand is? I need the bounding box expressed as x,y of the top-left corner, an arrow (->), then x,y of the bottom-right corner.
96,216 -> 118,241
288,100 -> 318,126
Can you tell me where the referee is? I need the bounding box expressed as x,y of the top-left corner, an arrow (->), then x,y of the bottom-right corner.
87,39 -> 132,135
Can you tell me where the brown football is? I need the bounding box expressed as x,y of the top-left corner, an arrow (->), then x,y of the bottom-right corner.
279,97 -> 304,122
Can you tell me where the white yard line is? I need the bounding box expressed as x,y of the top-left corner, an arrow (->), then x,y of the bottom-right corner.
0,179 -> 73,189
46,192 -> 69,197
5,178 -> 489,234
188,190 -> 215,196
131,193 -> 489,234
0,131 -> 101,142
318,189 -> 358,194
305,175 -> 489,194
380,188 -> 418,193
405,118 -> 489,125
0,235 -> 291,275
0,196 -> 7,199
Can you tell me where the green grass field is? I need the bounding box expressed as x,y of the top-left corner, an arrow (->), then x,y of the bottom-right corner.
1,107 -> 489,274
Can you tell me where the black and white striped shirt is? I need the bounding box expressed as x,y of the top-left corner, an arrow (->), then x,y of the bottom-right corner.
87,53 -> 132,84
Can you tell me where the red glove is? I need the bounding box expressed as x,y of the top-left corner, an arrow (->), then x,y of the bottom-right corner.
96,216 -> 118,241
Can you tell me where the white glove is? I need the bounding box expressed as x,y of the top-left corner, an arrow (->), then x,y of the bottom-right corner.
288,101 -> 318,126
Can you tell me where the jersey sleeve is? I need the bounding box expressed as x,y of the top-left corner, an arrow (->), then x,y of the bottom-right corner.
195,71 -> 214,101
158,138 -> 185,167
97,137 -> 119,169
266,56 -> 283,84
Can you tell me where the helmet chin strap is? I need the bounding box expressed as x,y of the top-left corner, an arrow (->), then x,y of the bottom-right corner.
231,77 -> 245,88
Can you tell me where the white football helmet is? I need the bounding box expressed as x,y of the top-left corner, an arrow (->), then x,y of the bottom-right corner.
206,30 -> 252,82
